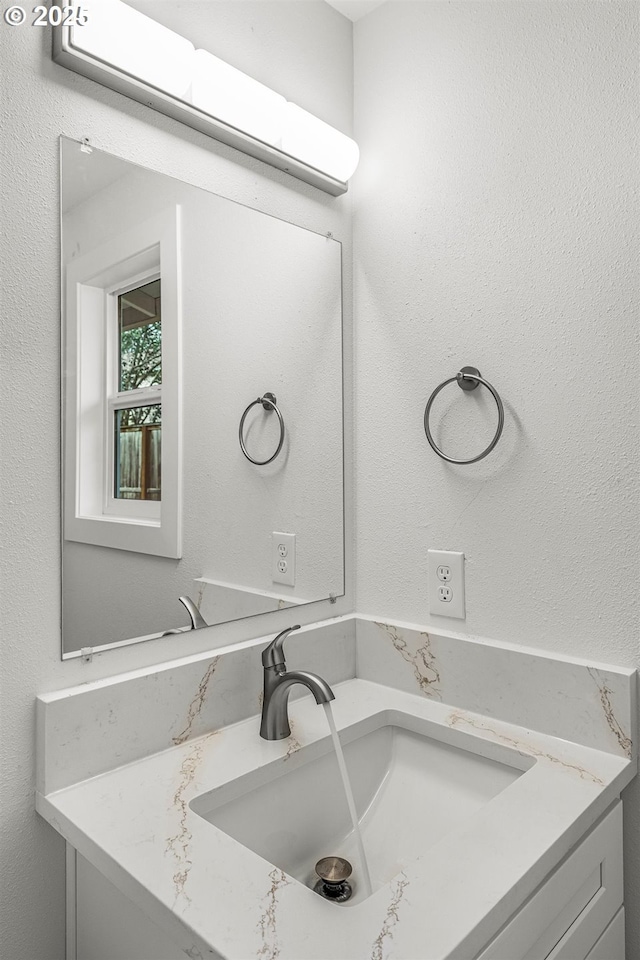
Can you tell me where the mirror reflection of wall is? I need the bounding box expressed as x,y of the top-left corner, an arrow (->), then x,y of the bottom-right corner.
61,137 -> 344,657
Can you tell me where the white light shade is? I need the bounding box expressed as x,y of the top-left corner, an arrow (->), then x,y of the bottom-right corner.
69,0 -> 194,99
280,103 -> 360,183
191,49 -> 286,146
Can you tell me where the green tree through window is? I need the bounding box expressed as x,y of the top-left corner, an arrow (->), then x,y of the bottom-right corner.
118,278 -> 161,426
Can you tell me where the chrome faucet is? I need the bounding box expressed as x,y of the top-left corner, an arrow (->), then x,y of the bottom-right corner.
161,596 -> 208,635
260,625 -> 335,740
179,595 -> 208,630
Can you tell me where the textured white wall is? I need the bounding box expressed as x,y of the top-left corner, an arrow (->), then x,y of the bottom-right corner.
353,0 -> 639,951
0,4 -> 353,957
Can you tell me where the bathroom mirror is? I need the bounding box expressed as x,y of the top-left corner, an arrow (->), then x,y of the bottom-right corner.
60,137 -> 344,657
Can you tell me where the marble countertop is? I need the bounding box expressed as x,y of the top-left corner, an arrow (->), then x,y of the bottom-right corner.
36,677 -> 634,960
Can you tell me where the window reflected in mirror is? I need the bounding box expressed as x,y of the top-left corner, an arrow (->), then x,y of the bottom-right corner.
118,279 -> 162,391
114,405 -> 162,501
114,278 -> 162,501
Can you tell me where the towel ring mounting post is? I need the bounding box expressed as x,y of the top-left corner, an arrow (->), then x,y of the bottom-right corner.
239,392 -> 285,465
423,366 -> 504,465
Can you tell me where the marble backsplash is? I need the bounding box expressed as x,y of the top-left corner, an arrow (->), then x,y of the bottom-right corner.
37,613 -> 636,797
356,616 -> 636,761
37,617 -> 355,795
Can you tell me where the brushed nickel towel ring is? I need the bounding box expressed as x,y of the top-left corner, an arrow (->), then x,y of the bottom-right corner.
239,392 -> 285,465
424,366 -> 504,465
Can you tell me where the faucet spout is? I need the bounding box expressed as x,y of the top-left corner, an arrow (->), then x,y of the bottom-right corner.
278,670 -> 335,706
160,596 -> 208,636
178,595 -> 208,630
259,627 -> 335,740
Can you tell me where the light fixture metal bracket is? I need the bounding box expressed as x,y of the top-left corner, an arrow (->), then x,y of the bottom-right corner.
52,27 -> 348,197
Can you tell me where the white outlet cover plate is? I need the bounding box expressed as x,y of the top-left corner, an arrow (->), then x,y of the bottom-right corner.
272,532 -> 295,587
428,550 -> 465,619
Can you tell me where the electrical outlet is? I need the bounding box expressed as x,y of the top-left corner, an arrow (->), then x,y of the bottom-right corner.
428,550 -> 465,619
272,532 -> 295,586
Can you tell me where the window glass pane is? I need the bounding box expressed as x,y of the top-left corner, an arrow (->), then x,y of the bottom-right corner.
114,405 -> 161,500
118,279 -> 161,392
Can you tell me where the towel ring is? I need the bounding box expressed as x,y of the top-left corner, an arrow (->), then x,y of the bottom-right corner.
424,366 -> 504,465
239,392 -> 285,465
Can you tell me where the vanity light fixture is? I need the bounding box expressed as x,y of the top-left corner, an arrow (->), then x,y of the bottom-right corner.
52,0 -> 359,196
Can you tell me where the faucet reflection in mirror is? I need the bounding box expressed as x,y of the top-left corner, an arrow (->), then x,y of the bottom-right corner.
52,0 -> 359,196
60,138 -> 344,657
161,597 -> 209,636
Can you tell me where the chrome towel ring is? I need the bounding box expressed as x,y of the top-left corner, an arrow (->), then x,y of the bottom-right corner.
424,366 -> 504,465
239,392 -> 285,465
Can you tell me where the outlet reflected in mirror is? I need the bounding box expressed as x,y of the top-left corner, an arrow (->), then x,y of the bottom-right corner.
60,137 -> 344,657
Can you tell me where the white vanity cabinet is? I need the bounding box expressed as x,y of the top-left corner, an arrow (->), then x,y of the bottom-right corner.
478,802 -> 624,960
72,852 -> 187,960
70,802 -> 625,960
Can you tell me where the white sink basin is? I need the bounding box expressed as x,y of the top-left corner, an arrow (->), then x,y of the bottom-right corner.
190,711 -> 525,904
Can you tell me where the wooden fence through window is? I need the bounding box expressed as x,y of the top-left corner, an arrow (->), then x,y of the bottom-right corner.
117,423 -> 161,500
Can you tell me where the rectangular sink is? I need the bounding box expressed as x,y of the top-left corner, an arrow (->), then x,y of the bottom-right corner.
190,711 -> 527,905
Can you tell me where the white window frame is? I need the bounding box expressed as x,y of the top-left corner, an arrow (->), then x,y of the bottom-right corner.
63,207 -> 182,558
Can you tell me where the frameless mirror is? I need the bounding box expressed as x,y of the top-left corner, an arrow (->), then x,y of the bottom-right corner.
60,137 -> 344,657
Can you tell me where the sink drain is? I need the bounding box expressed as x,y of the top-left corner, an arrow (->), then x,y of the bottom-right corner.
313,856 -> 353,903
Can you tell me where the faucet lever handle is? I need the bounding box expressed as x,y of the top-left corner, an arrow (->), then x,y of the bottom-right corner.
262,625 -> 301,668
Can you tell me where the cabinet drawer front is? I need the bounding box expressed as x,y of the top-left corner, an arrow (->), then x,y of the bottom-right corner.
477,802 -> 623,960
584,908 -> 625,960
